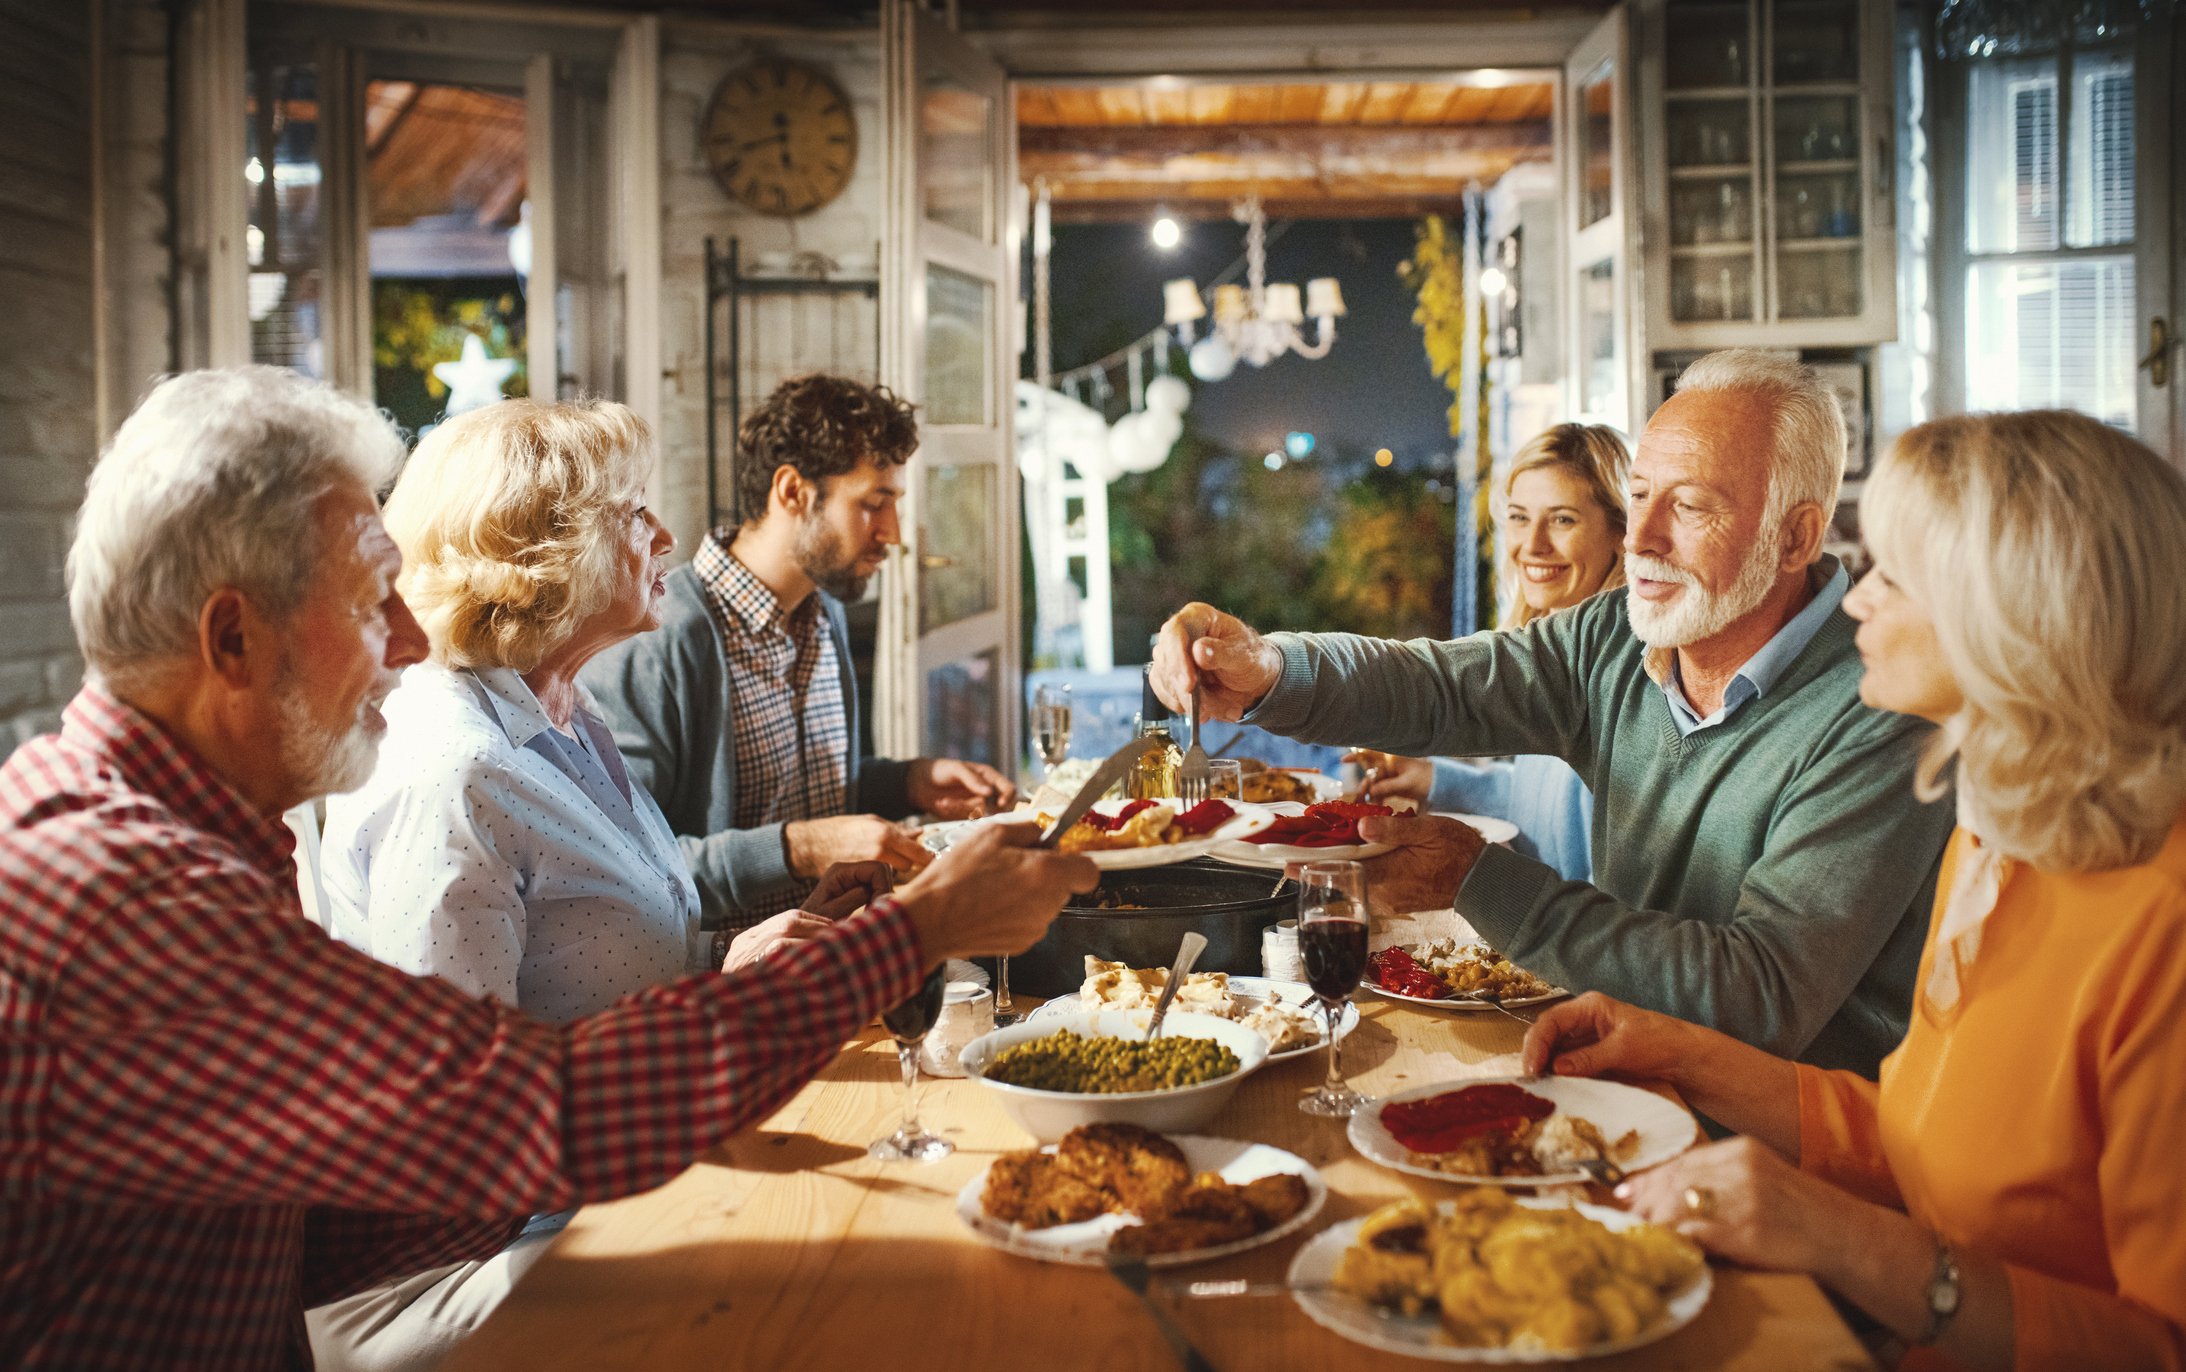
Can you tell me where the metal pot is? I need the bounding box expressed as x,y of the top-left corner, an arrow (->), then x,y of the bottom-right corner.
1005,860 -> 1298,999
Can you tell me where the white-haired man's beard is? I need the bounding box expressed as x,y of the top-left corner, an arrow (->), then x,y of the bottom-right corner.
1625,526 -> 1784,649
274,667 -> 391,798
794,511 -> 873,601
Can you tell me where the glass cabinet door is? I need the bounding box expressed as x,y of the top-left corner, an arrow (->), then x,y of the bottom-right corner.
1662,0 -> 1761,325
1769,0 -> 1865,320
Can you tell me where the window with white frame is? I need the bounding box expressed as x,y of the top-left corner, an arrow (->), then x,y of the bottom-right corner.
1958,44 -> 2138,429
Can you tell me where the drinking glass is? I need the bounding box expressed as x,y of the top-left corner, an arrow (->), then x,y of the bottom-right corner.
1031,683 -> 1072,777
1296,860 -> 1372,1118
1206,758 -> 1244,801
869,965 -> 954,1161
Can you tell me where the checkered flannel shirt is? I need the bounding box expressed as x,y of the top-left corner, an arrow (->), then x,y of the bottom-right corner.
0,687 -> 920,1370
694,533 -> 852,924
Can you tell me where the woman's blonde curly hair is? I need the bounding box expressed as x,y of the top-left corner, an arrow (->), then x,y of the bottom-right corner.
384,398 -> 653,674
1864,410 -> 2186,872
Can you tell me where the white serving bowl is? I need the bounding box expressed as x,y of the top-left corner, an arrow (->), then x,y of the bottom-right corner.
958,1009 -> 1269,1144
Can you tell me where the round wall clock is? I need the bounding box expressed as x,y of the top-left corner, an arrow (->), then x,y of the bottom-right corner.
702,59 -> 858,218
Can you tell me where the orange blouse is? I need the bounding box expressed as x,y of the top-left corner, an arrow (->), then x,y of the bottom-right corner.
1797,819 -> 2186,1370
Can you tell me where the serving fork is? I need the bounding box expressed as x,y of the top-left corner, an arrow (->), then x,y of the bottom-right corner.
1176,637 -> 1213,804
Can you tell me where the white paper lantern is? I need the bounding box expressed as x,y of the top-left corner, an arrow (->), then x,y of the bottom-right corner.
1188,334 -> 1237,382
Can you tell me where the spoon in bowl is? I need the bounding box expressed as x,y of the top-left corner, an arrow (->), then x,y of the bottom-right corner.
1145,931 -> 1208,1040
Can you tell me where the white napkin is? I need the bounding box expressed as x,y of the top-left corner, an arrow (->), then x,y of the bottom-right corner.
1924,793 -> 2009,1014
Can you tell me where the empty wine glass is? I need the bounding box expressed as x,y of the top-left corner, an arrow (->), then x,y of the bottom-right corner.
869,965 -> 954,1161
1031,683 -> 1072,777
1296,860 -> 1372,1118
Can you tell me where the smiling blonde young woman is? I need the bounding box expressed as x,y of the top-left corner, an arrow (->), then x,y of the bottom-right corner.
1352,423 -> 1629,880
1520,410 -> 2186,1370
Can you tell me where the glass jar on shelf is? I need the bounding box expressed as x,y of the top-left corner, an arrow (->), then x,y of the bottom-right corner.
1667,100 -> 1750,168
1775,95 -> 1858,165
1671,255 -> 1755,324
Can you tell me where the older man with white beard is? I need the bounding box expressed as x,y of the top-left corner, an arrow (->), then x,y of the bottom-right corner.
0,367 -> 1096,1369
1151,350 -> 1955,1075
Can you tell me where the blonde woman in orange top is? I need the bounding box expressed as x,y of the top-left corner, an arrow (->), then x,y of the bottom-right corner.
1521,409 -> 2186,1370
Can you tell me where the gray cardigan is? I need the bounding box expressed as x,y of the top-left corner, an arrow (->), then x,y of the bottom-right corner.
580,565 -> 914,930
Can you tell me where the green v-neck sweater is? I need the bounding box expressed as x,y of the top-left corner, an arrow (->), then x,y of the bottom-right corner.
1246,571 -> 1955,1075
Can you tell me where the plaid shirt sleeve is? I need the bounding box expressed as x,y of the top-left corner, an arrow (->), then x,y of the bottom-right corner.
43,856 -> 925,1219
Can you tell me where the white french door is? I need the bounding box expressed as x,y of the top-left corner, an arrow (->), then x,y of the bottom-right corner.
225,3 -> 658,449
877,0 -> 1021,770
1560,5 -> 1644,437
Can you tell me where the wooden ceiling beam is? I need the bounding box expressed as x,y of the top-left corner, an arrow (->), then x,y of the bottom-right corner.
1049,193 -> 1470,223
1019,120 -> 1550,159
1036,167 -> 1536,207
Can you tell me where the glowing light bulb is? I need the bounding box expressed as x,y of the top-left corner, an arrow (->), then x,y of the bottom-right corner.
1150,216 -> 1182,250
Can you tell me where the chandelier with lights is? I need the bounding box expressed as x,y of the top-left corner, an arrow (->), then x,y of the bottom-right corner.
1160,196 -> 1345,382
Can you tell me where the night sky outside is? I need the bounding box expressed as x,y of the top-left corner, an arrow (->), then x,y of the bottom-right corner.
1042,217 -> 1459,473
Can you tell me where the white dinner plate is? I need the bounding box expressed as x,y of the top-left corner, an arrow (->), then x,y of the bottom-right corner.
1434,812 -> 1522,846
920,801 -> 1277,870
1287,1197 -> 1713,1362
955,1134 -> 1327,1268
1026,975 -> 1360,1063
1209,797 -> 1415,869
1361,944 -> 1569,1012
1347,1076 -> 1699,1187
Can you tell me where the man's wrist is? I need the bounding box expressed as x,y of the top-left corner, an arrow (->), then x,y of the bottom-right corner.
869,890 -> 934,966
781,819 -> 814,878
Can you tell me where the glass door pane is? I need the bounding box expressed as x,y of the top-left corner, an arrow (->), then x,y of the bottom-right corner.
247,58 -> 326,376
1578,62 -> 1617,229
1664,0 -> 1760,325
1770,0 -> 1865,323
1966,257 -> 2137,424
921,78 -> 994,241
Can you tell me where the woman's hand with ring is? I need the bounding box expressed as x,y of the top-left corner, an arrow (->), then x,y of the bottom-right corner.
1614,1136 -> 1850,1274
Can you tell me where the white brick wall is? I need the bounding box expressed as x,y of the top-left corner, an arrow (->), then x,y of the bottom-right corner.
0,0 -> 95,750
655,21 -> 885,559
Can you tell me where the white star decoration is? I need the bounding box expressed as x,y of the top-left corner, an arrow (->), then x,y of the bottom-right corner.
433,333 -> 519,416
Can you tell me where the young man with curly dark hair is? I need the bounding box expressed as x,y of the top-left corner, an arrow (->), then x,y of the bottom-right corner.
584,374 -> 1014,933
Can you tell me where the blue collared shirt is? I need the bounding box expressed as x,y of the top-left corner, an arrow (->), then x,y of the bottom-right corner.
323,662 -> 704,1024
1661,562 -> 1850,736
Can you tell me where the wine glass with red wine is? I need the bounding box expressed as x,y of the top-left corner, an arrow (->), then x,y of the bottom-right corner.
869,965 -> 954,1161
1295,859 -> 1372,1118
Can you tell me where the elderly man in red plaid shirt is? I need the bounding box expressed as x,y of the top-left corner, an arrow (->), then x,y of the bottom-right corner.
0,367 -> 1097,1371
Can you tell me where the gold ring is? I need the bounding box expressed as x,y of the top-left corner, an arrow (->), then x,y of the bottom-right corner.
1681,1185 -> 1717,1219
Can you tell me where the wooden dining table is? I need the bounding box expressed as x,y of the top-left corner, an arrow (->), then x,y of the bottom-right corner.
443,912 -> 1876,1372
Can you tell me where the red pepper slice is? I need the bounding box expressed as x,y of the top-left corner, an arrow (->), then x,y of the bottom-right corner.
1170,798 -> 1236,836
1381,1083 -> 1556,1154
1245,799 -> 1393,846
1080,798 -> 1158,832
1367,947 -> 1450,1000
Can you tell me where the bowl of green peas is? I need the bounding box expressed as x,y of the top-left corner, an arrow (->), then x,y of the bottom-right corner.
958,1010 -> 1269,1143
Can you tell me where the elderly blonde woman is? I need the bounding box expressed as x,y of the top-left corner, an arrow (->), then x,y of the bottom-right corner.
1347,423 -> 1629,880
1522,410 -> 2186,1369
313,398 -> 868,1370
